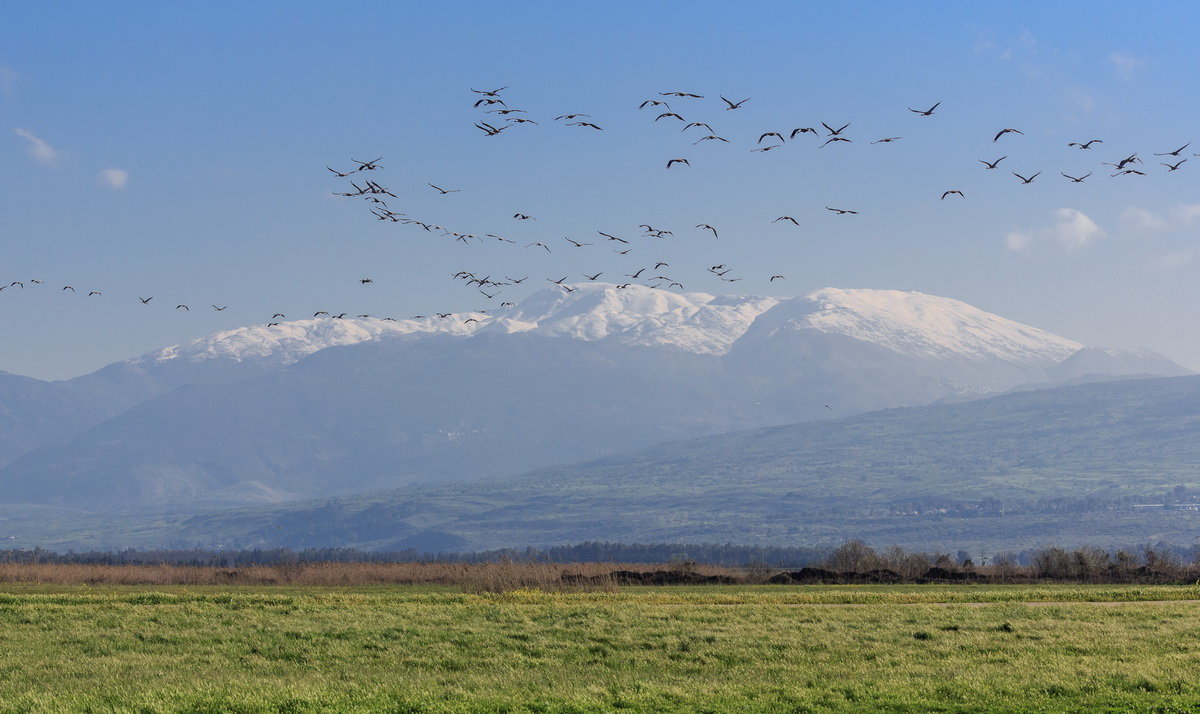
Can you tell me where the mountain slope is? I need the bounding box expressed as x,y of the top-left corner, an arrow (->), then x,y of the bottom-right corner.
0,284 -> 1189,510
36,373 -> 1198,554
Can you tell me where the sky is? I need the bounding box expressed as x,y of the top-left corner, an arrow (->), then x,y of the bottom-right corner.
2,1 -> 1200,380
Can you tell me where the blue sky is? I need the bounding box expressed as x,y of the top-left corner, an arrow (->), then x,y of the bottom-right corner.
3,1 -> 1199,379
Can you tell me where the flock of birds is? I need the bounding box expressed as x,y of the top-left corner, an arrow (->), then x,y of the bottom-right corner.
5,85 -> 1197,329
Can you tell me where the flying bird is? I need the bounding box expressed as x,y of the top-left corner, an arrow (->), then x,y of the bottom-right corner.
1060,172 -> 1091,182
1155,143 -> 1190,157
993,128 -> 1023,142
822,122 -> 851,136
1163,159 -> 1188,171
428,183 -> 461,194
825,206 -> 858,215
820,137 -> 852,147
773,216 -> 799,225
655,112 -> 686,122
1068,139 -> 1103,149
769,275 -> 785,281
659,91 -> 703,98
871,137 -> 902,144
696,224 -> 718,238
212,305 -> 227,311
566,121 -> 603,130
978,156 -> 1006,169
176,304 -> 189,311
1012,171 -> 1040,184
720,96 -> 750,110
908,102 -> 940,116
758,132 -> 786,144
666,158 -> 690,168
139,297 -> 153,304
790,127 -> 819,138
941,190 -> 965,200
513,213 -> 535,220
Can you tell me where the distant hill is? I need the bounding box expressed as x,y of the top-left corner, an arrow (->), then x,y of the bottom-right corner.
0,284 -> 1188,510
15,374 -> 1200,554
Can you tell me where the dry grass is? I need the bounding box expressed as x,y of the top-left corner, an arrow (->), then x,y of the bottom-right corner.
0,560 -> 738,590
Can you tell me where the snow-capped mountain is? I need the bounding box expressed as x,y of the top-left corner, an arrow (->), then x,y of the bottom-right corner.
0,284 -> 1189,510
110,283 -> 1083,367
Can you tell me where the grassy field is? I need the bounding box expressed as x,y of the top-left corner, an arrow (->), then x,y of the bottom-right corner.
3,584 -> 1200,712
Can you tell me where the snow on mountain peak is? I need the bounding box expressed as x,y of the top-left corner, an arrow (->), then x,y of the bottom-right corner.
128,284 -> 1083,369
486,282 -> 779,354
134,315 -> 482,367
788,287 -> 1083,363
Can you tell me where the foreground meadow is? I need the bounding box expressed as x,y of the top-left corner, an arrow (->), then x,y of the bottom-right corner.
3,584 -> 1200,712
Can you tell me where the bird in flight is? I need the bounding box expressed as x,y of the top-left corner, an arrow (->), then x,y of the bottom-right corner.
62,286 -> 74,292
176,304 -> 189,311
139,296 -> 153,304
1012,171 -> 1040,184
993,128 -> 1023,142
822,122 -> 851,136
88,291 -> 101,296
682,122 -> 715,133
941,190 -> 965,200
871,137 -> 902,144
908,102 -> 940,116
659,91 -> 703,98
1163,159 -> 1187,171
1068,139 -> 1103,150
769,275 -> 785,281
666,158 -> 690,168
428,183 -> 460,194
554,113 -> 589,121
826,206 -> 858,215
696,224 -> 718,238
720,95 -> 750,110
978,156 -> 1006,170
693,135 -> 729,145
758,132 -> 786,144
526,242 -> 551,252
470,86 -> 508,97
212,305 -> 227,311
773,216 -> 799,225
566,121 -> 603,130
790,127 -> 819,139
513,213 -> 535,220
752,144 -> 783,152
820,137 -> 852,147
351,157 -> 383,171
564,237 -> 592,247
639,100 -> 670,109
1061,172 -> 1091,182
1155,143 -> 1190,157
655,112 -> 685,122
326,166 -> 353,177
360,278 -> 374,284
583,272 -> 603,281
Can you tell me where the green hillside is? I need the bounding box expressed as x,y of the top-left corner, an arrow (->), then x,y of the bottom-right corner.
16,375 -> 1200,553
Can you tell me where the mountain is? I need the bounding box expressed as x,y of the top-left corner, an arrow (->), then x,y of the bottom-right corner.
14,373 -> 1200,554
0,284 -> 1189,511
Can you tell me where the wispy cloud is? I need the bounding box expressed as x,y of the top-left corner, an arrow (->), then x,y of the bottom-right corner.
1006,208 -> 1104,253
0,65 -> 15,94
13,128 -> 60,166
1110,51 -> 1147,79
98,168 -> 129,189
1121,204 -> 1200,232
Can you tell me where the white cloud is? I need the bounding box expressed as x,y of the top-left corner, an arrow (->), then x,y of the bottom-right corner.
1006,208 -> 1104,253
98,168 -> 129,189
1110,51 -> 1147,79
13,128 -> 59,166
1122,207 -> 1168,232
1122,204 -> 1200,232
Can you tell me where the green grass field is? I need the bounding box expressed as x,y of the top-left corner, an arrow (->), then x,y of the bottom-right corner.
4,584 -> 1200,712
